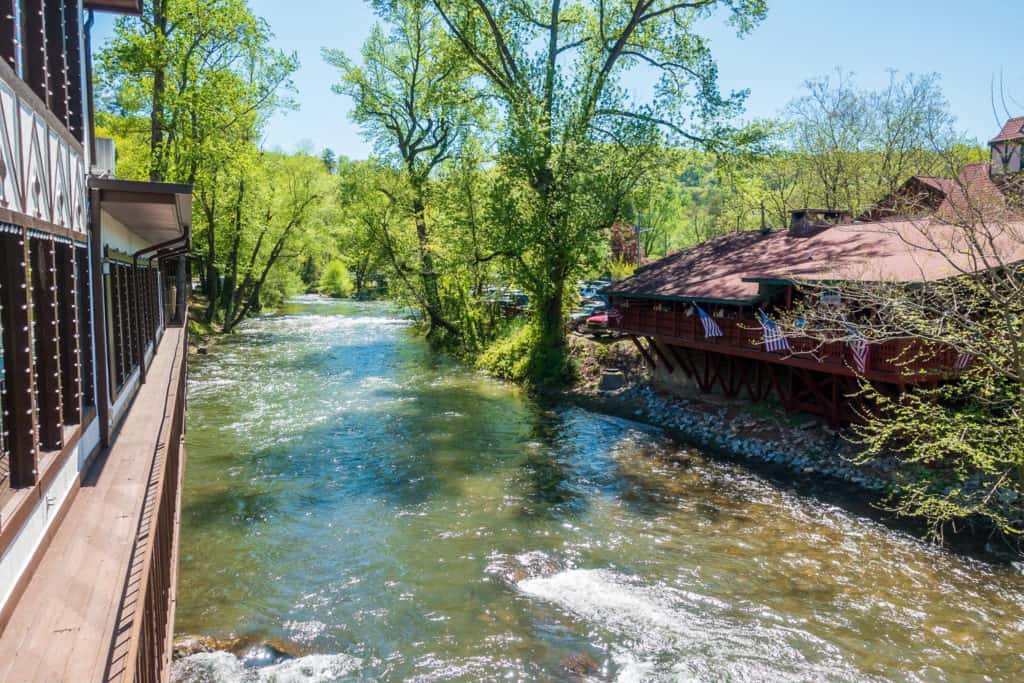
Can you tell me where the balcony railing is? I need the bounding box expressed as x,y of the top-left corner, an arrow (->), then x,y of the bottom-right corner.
608,304 -> 962,379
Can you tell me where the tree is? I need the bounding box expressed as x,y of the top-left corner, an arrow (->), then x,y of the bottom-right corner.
429,0 -> 768,375
321,148 -> 338,173
785,70 -> 961,214
325,0 -> 477,340
97,0 -> 298,325
222,153 -> 330,332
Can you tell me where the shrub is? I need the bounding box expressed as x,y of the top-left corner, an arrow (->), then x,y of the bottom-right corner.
607,256 -> 637,282
260,267 -> 305,310
476,322 -> 575,387
318,260 -> 355,298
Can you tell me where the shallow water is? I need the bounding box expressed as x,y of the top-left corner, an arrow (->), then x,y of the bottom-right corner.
176,297 -> 1024,682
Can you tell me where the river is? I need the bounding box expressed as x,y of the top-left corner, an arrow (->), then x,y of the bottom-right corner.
174,297 -> 1024,682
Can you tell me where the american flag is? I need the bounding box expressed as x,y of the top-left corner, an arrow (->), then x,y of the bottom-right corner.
694,303 -> 723,338
758,309 -> 790,353
845,322 -> 870,374
955,351 -> 974,370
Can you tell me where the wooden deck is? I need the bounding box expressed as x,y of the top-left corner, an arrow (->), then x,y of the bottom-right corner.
610,305 -> 963,383
0,326 -> 187,682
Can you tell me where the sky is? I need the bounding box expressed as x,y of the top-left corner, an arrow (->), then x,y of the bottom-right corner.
91,1 -> 1024,159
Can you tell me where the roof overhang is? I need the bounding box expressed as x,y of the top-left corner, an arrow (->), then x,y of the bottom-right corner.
89,177 -> 192,249
83,0 -> 142,14
605,291 -> 765,307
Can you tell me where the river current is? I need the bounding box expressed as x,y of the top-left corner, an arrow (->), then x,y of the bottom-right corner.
174,297 -> 1024,682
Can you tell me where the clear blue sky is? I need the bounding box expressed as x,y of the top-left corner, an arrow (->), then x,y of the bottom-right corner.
91,1 -> 1024,159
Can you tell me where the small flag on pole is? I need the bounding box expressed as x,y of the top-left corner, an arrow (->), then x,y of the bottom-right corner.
694,303 -> 723,338
845,322 -> 870,373
757,309 -> 790,352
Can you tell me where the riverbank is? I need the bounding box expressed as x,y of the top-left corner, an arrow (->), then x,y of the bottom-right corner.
562,333 -> 1023,560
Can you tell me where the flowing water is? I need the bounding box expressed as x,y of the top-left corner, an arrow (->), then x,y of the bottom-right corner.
175,297 -> 1024,682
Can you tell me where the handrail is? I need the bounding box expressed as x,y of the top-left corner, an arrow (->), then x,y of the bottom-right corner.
117,311 -> 188,683
610,307 -> 962,378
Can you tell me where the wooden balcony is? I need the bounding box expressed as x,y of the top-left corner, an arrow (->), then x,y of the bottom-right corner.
609,304 -> 961,384
0,324 -> 187,682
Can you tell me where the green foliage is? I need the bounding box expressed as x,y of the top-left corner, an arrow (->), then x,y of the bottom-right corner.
607,257 -> 638,282
319,260 -> 355,298
855,370 -> 1024,545
476,323 -> 575,387
260,267 -> 306,310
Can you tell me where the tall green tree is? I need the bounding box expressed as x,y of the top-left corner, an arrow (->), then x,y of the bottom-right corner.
97,0 -> 298,324
325,0 -> 477,340
428,0 -> 768,374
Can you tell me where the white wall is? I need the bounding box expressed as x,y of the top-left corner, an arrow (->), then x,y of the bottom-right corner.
991,142 -> 1023,174
100,209 -> 151,255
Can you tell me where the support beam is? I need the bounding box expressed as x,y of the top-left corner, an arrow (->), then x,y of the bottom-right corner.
23,0 -> 48,107
646,337 -> 674,374
89,190 -> 110,447
629,335 -> 655,369
45,0 -> 70,126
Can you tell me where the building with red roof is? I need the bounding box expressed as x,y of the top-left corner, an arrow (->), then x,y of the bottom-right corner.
606,120 -> 1024,424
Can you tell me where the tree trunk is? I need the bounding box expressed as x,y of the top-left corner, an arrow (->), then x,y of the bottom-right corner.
412,193 -> 444,336
538,281 -> 565,348
149,1 -> 168,182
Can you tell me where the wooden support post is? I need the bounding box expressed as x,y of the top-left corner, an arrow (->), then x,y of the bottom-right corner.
830,375 -> 841,427
700,350 -> 711,393
76,246 -> 94,409
0,230 -> 39,486
32,236 -> 64,450
724,355 -> 738,398
64,0 -> 83,139
134,261 -> 147,384
0,1 -> 14,73
646,338 -> 674,373
629,335 -> 656,369
90,191 -> 111,446
45,0 -> 69,126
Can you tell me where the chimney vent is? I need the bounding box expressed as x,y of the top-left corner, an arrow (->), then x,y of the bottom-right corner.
93,138 -> 116,178
789,208 -> 851,237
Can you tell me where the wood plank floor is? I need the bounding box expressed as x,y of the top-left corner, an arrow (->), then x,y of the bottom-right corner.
0,327 -> 186,682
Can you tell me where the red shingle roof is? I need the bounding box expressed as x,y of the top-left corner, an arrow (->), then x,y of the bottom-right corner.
936,162 -> 1020,222
608,217 -> 1024,303
990,117 -> 1024,143
610,161 -> 1024,303
914,176 -> 956,195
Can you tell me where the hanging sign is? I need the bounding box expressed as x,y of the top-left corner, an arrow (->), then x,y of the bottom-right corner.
821,290 -> 841,306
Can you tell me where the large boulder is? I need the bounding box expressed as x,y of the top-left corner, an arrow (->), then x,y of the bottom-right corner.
598,370 -> 627,392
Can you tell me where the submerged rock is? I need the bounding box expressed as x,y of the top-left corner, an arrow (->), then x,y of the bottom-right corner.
486,550 -> 563,589
561,652 -> 600,676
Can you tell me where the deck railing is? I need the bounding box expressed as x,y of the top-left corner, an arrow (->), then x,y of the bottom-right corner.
609,304 -> 960,378
120,321 -> 188,683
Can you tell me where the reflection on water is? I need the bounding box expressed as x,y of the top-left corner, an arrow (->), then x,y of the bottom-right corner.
177,297 -> 1024,681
